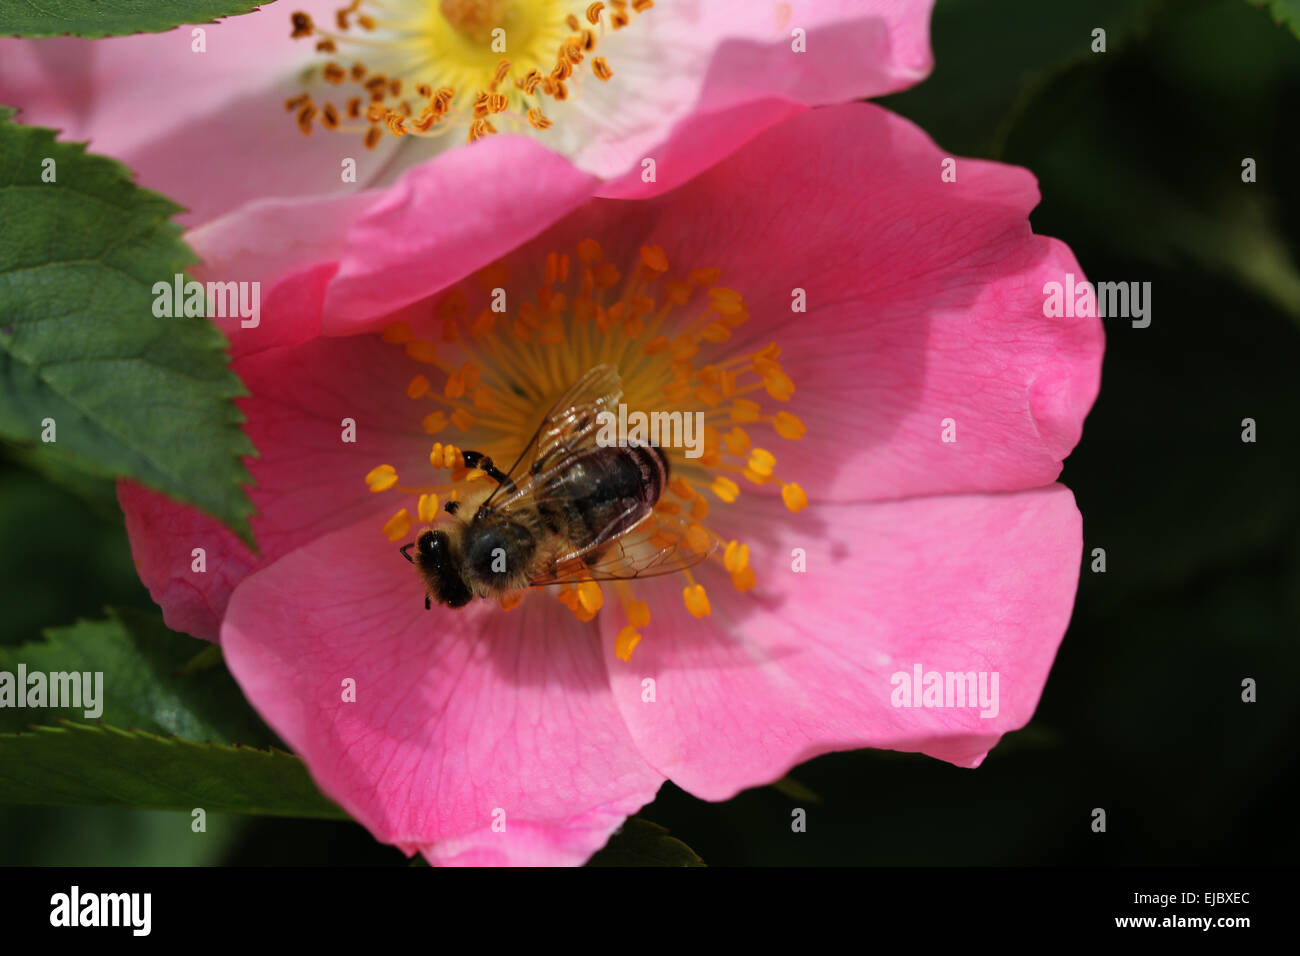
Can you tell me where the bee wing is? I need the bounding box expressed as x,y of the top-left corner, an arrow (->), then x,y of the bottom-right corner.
533,363 -> 623,466
481,364 -> 623,512
528,510 -> 716,585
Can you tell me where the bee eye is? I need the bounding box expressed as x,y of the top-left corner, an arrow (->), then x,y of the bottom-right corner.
417,531 -> 440,557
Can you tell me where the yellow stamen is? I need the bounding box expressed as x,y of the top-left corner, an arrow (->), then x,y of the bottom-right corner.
626,599 -> 650,628
683,582 -> 711,619
640,245 -> 668,273
382,508 -> 411,540
382,322 -> 413,343
711,476 -> 740,502
781,481 -> 808,513
407,374 -> 432,398
723,427 -> 751,455
723,540 -> 749,574
731,565 -> 756,593
615,625 -> 641,662
286,0 -> 653,148
747,448 -> 776,477
430,443 -> 463,469
365,238 -> 809,649
685,523 -> 712,554
577,581 -> 603,614
406,340 -> 439,363
764,370 -> 795,401
773,411 -> 806,440
366,464 -> 399,492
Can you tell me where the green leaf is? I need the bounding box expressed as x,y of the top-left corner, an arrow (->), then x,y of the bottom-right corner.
0,462 -> 148,647
174,642 -> 225,678
0,805 -> 252,864
988,1 -> 1300,323
0,1 -> 273,38
0,108 -> 256,545
879,0 -> 1164,159
585,818 -> 704,867
0,608 -> 274,745
769,774 -> 823,805
0,610 -> 345,820
1249,0 -> 1300,39
0,722 -> 347,819
1003,68 -> 1300,321
1,439 -> 121,521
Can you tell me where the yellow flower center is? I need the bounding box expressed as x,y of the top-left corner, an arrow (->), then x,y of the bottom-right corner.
439,0 -> 511,43
286,0 -> 652,146
363,240 -> 808,661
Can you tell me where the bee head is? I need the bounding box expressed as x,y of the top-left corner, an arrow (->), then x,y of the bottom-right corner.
416,529 -> 472,608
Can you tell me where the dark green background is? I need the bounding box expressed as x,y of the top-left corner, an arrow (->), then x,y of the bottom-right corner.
2,0 -> 1297,864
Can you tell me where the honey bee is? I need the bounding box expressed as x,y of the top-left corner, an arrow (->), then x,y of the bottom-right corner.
401,364 -> 713,609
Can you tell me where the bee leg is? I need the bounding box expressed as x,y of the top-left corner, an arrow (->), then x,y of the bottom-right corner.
425,595 -> 431,611
399,541 -> 416,564
461,450 -> 516,494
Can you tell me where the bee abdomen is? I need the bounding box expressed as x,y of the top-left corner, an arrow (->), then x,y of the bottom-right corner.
546,445 -> 666,546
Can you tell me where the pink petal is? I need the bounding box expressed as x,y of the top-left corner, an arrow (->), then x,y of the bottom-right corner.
0,3 -> 328,144
596,0 -> 935,196
321,135 -> 598,331
694,0 -> 934,103
116,73 -> 404,227
2,0 -> 935,224
118,481 -> 252,641
0,1 -> 400,225
602,485 -> 1082,800
593,96 -> 808,201
305,102 -> 1100,503
185,192 -> 378,356
221,517 -> 664,866
120,329 -> 440,639
631,102 -> 1103,500
0,40 -> 96,136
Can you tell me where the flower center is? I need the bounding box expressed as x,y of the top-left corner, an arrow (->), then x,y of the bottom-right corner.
363,240 -> 808,662
286,0 -> 651,147
439,0 -> 509,43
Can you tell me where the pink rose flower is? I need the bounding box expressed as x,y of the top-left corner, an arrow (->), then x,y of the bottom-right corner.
118,102 -> 1103,865
0,0 -> 934,225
